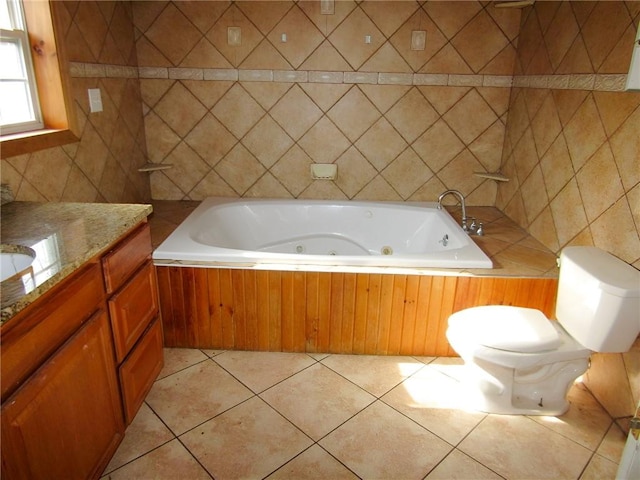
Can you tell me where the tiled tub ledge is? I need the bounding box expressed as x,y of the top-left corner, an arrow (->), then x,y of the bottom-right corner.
148,201 -> 559,279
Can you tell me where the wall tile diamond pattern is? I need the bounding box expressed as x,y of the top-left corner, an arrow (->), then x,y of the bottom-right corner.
1,0 -> 637,270
146,78 -> 509,203
136,1 -> 518,203
497,1 -> 640,266
516,0 -> 636,76
1,1 -> 150,203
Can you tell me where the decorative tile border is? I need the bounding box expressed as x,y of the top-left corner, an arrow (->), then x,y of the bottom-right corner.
309,71 -> 343,83
238,69 -> 273,82
69,63 -> 629,92
512,74 -> 628,92
69,62 -> 138,78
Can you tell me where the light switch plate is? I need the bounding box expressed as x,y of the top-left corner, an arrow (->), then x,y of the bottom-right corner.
227,27 -> 241,46
411,31 -> 426,51
88,88 -> 103,113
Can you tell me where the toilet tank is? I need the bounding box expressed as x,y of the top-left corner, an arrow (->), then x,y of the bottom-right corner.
556,247 -> 640,352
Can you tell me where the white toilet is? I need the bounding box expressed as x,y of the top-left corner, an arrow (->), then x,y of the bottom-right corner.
446,246 -> 640,416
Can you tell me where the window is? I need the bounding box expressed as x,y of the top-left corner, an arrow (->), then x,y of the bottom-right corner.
0,0 -> 78,158
0,0 -> 43,135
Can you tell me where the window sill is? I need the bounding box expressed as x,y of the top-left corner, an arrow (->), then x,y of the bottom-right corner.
0,128 -> 79,158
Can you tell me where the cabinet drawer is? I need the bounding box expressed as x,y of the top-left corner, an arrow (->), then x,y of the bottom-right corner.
109,261 -> 159,363
1,262 -> 104,402
119,318 -> 164,424
102,223 -> 152,294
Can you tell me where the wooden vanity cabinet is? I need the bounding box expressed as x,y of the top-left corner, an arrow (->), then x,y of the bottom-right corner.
0,259 -> 123,479
103,223 -> 164,425
1,220 -> 164,478
1,311 -> 124,480
0,262 -> 105,403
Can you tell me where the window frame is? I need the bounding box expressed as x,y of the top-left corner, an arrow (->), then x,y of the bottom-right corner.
0,0 -> 79,158
1,16 -> 45,134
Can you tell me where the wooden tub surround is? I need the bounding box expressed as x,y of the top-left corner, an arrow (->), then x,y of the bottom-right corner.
158,268 -> 557,356
152,202 -> 560,357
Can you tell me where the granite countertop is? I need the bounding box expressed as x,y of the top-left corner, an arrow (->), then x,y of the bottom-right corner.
1,202 -> 152,323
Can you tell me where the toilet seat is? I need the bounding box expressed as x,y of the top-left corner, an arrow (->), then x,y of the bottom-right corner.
447,305 -> 591,370
448,306 -> 562,353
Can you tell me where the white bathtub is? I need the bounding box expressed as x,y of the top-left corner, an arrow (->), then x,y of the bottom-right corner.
152,198 -> 492,271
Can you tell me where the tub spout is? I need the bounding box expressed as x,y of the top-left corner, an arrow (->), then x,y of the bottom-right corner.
438,190 -> 468,231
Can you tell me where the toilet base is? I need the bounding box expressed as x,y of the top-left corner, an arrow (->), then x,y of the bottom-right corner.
458,357 -> 589,416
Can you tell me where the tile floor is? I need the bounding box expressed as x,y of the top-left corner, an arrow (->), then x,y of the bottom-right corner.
101,349 -> 628,480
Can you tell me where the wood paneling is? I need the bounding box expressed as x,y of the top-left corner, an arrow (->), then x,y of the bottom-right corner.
157,267 -> 558,357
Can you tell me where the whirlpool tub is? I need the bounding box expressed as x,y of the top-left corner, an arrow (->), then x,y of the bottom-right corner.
153,198 -> 492,271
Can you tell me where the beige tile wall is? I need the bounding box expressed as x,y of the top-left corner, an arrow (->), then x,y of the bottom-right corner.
498,1 -> 639,419
135,1 -> 520,205
498,1 -> 639,265
0,0 -> 637,419
0,1 -> 151,203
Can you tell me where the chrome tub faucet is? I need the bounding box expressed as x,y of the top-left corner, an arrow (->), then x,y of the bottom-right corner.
437,189 -> 484,236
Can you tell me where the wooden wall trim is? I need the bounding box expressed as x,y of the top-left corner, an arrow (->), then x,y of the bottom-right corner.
1,1 -> 79,158
157,267 -> 557,357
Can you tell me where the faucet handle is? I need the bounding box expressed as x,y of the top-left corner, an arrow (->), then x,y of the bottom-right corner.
465,218 -> 484,236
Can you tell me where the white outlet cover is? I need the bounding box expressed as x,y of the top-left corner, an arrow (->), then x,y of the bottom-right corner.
320,0 -> 334,15
227,27 -> 241,46
88,88 -> 103,113
411,31 -> 426,51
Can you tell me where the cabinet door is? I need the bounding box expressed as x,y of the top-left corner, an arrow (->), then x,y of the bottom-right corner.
1,311 -> 124,480
109,261 -> 159,363
120,318 -> 164,424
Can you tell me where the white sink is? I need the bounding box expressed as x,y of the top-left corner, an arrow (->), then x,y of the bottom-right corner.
1,246 -> 36,282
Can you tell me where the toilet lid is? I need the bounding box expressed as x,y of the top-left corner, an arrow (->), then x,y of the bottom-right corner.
449,306 -> 562,353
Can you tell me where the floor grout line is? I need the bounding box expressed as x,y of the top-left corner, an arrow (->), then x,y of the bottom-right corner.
104,348 -> 624,480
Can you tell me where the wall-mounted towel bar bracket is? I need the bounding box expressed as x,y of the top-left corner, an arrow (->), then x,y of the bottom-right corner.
138,163 -> 173,173
474,172 -> 509,182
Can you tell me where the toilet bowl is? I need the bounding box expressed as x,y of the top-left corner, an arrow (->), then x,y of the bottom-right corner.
447,306 -> 591,415
446,247 -> 640,416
